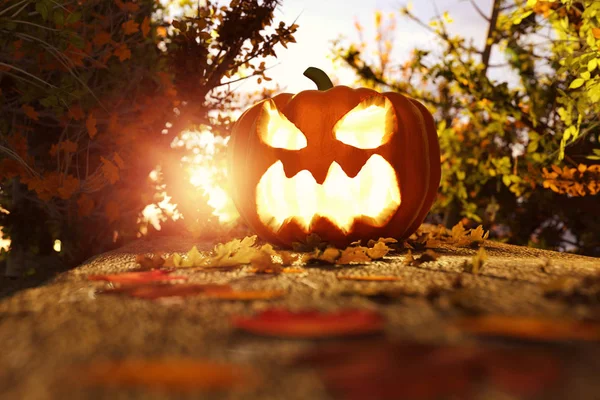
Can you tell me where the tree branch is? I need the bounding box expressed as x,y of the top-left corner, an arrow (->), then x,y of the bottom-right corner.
481,0 -> 502,75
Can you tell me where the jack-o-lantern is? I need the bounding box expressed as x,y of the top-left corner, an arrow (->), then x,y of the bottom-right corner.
228,67 -> 440,248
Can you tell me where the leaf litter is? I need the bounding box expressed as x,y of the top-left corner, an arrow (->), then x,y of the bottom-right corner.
232,308 -> 385,338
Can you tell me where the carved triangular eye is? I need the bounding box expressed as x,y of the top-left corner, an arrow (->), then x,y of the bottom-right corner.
260,100 -> 307,150
333,96 -> 395,149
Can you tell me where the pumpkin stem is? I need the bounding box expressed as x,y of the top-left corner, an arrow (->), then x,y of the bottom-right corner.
303,67 -> 334,91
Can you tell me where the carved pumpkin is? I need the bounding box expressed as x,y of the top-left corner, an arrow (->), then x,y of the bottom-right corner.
228,67 -> 440,248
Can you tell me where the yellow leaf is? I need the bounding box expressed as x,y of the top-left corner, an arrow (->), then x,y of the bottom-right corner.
86,113 -> 97,138
122,20 -> 139,35
141,16 -> 150,38
22,105 -> 39,121
569,78 -> 584,89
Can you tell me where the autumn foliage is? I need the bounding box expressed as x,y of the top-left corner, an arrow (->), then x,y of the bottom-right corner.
0,0 -> 297,273
333,0 -> 600,255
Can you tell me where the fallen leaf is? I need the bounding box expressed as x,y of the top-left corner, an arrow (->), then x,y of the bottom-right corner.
79,358 -> 258,392
297,340 -> 562,400
99,283 -> 231,300
336,275 -> 401,282
135,253 -> 165,270
88,269 -> 187,284
201,289 -> 285,301
232,308 -> 384,338
457,315 -> 600,342
338,247 -> 371,264
402,250 -> 415,265
292,233 -> 328,252
463,247 -> 488,274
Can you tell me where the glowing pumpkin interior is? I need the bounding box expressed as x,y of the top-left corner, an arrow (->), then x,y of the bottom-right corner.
256,98 -> 402,234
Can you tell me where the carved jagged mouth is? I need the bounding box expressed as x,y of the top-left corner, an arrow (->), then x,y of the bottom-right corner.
256,154 -> 401,233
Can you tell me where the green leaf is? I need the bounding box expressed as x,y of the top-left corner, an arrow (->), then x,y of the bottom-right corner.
53,10 -> 64,26
35,2 -> 49,20
66,12 -> 81,25
69,34 -> 85,49
569,78 -> 584,89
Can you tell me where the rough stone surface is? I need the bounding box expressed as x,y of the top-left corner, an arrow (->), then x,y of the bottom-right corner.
1,235 -> 600,400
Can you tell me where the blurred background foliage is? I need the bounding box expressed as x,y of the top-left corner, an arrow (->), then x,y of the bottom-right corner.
0,0 -> 598,276
333,0 -> 600,255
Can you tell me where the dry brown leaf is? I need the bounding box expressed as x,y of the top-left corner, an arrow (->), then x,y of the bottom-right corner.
135,253 -> 165,270
402,250 -> 415,266
366,242 -> 391,260
415,250 -> 439,265
292,233 -> 328,252
338,247 -> 371,264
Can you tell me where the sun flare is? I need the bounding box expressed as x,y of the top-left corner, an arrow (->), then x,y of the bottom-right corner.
256,154 -> 401,233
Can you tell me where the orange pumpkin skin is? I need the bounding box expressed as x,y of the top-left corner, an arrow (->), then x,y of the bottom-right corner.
228,84 -> 440,248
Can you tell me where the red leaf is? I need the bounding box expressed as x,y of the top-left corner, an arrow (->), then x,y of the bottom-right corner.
88,269 -> 187,284
79,358 -> 259,392
233,309 -> 384,338
22,104 -> 39,121
297,341 -> 563,400
456,315 -> 600,342
99,283 -> 232,300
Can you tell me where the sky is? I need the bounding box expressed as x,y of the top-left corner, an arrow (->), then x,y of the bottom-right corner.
258,0 -> 499,93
